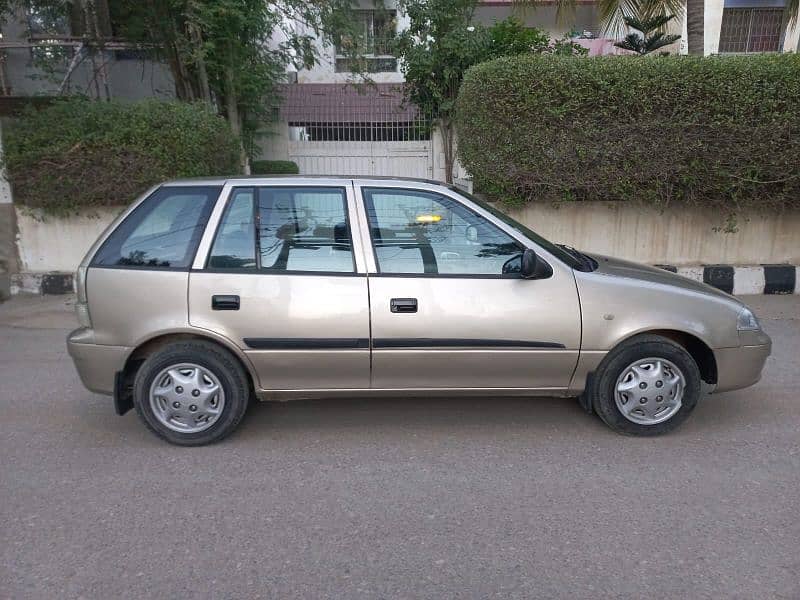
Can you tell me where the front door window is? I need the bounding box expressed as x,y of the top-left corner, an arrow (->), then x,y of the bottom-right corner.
362,188 -> 521,276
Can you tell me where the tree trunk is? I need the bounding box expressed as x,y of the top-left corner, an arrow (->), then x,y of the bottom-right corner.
165,44 -> 195,101
189,24 -> 212,104
87,0 -> 111,100
686,0 -> 705,55
439,117 -> 455,184
224,66 -> 250,174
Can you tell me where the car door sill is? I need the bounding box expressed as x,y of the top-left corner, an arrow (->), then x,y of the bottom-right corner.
255,387 -> 573,401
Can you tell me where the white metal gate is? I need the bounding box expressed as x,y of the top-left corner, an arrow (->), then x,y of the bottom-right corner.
280,83 -> 435,180
288,140 -> 433,179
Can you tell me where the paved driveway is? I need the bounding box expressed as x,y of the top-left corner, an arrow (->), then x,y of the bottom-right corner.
1,295 -> 798,599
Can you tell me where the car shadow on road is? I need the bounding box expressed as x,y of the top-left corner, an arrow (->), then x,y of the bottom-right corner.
235,394 -> 604,439
231,385 -> 771,441
72,384 -> 769,447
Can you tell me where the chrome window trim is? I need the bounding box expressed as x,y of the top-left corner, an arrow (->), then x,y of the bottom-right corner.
344,182 -> 369,274
192,182 -> 233,270
193,178 -> 370,274
350,181 -> 378,273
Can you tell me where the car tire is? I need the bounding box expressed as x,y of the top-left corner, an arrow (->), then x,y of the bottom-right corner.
133,340 -> 250,446
588,335 -> 702,436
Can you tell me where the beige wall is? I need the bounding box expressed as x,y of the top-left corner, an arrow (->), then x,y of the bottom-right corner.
14,202 -> 800,277
506,201 -> 800,266
15,208 -> 122,273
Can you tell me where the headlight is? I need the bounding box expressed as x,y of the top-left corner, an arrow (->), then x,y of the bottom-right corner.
737,307 -> 760,331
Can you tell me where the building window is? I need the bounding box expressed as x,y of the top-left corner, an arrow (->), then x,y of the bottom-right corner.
335,10 -> 397,73
718,8 -> 785,52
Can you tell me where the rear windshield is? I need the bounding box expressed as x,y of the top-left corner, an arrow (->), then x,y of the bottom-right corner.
92,186 -> 220,269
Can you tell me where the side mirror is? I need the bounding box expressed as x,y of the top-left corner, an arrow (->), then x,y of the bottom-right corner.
520,248 -> 552,279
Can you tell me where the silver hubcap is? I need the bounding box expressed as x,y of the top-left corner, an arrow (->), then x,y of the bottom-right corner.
149,363 -> 225,433
614,357 -> 685,425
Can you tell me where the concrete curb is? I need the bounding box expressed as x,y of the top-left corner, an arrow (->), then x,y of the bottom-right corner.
659,265 -> 798,295
9,265 -> 800,296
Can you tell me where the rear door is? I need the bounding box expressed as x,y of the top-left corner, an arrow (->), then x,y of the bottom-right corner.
355,182 -> 581,392
189,180 -> 371,391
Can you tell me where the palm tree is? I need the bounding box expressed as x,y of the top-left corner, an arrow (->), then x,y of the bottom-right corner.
685,0 -> 703,54
615,14 -> 681,54
596,0 -> 684,38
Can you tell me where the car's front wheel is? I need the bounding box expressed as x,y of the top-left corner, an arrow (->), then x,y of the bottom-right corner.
589,335 -> 702,436
133,340 -> 250,446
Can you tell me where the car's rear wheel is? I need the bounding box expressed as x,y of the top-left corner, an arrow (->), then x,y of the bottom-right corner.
133,340 -> 250,446
589,335 -> 702,436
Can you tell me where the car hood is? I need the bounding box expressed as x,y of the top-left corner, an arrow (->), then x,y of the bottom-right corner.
585,253 -> 739,302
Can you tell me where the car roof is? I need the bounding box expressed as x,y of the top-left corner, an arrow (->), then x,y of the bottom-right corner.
161,175 -> 446,187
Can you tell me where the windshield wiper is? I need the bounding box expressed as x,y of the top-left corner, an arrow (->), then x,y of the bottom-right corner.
557,244 -> 596,272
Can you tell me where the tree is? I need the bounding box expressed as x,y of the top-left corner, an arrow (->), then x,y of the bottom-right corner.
614,14 -> 681,55
685,0 -> 703,55
0,1 -> 367,172
596,0 -> 684,39
109,0 -> 366,171
394,3 -> 585,183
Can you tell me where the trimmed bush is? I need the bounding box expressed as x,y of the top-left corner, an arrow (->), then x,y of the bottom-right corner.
456,54 -> 800,211
250,160 -> 299,175
3,98 -> 241,215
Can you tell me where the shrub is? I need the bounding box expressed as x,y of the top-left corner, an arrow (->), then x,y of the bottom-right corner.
3,98 -> 241,215
250,160 -> 299,175
455,54 -> 800,211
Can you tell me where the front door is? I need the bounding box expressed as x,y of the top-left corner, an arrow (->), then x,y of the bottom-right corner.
189,182 -> 371,391
356,184 -> 581,391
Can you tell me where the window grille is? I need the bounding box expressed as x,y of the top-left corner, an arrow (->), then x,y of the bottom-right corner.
719,8 -> 785,53
335,10 -> 398,73
283,84 -> 434,143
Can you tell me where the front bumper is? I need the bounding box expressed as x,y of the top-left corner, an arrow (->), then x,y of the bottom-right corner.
67,328 -> 130,395
713,337 -> 772,394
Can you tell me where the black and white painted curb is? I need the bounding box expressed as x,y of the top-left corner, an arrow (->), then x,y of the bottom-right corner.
654,265 -> 798,295
9,265 -> 800,296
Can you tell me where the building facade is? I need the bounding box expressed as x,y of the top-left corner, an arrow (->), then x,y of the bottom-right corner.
260,0 -> 626,181
695,0 -> 799,54
0,5 -> 173,99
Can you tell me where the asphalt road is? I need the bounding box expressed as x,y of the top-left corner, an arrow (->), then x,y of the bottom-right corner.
1,294 -> 798,599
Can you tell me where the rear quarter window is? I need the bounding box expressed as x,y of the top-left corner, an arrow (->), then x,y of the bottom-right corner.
92,186 -> 221,269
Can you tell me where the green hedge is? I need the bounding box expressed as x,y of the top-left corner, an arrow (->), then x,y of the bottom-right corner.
3,98 -> 241,215
250,160 -> 299,175
456,54 -> 800,211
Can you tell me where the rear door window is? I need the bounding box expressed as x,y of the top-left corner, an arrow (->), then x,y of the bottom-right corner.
92,186 -> 220,269
207,186 -> 355,274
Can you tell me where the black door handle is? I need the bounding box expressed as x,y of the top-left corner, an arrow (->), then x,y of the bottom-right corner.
390,298 -> 417,313
212,295 -> 240,310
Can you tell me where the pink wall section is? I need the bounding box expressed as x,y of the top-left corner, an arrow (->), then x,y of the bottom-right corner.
575,38 -> 626,56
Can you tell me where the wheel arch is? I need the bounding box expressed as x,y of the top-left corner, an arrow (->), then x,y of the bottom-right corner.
115,330 -> 259,414
613,329 -> 718,385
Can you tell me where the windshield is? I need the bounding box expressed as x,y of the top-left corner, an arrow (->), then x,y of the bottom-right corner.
450,187 -> 584,270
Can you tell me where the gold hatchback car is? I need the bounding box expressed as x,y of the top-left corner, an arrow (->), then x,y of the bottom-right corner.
68,177 -> 771,445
